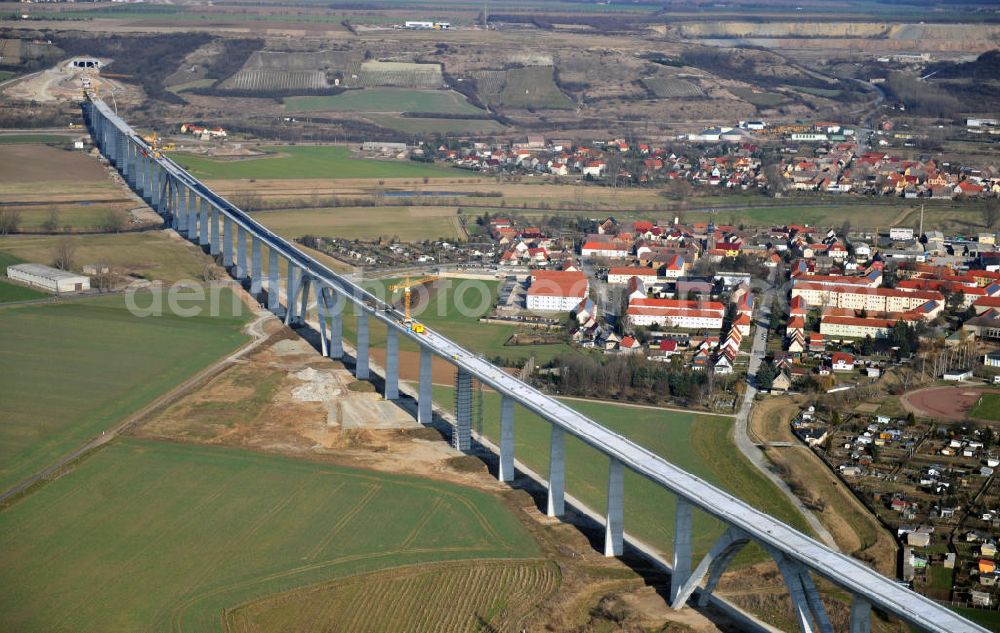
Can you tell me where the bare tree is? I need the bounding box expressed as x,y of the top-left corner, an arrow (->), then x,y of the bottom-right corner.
201,261 -> 224,282
0,208 -> 21,235
52,238 -> 77,271
92,270 -> 115,292
41,207 -> 60,232
98,209 -> 127,233
764,162 -> 788,195
982,199 -> 1000,229
230,191 -> 263,212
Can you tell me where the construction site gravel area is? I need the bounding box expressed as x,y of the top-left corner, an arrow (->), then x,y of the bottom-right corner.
130,321 -> 742,633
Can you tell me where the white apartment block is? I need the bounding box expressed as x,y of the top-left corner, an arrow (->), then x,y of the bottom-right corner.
792,283 -> 942,314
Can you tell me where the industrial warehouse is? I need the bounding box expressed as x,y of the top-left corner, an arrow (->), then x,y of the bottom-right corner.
6,263 -> 89,294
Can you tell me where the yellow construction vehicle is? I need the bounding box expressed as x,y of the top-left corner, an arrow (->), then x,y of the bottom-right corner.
388,275 -> 437,334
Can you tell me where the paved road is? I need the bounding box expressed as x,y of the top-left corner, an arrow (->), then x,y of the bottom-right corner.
732,279 -> 838,548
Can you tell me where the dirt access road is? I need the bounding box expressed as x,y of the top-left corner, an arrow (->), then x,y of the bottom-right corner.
750,396 -> 898,577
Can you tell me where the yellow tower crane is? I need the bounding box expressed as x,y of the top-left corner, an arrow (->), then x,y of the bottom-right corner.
388,275 -> 437,334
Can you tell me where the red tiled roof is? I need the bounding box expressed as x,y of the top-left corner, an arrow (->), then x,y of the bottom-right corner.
627,307 -> 724,319
527,271 -> 588,298
822,315 -> 900,328
794,283 -> 942,301
610,266 -> 657,277
629,297 -> 726,313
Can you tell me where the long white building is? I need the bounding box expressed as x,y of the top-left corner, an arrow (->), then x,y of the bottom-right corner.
626,297 -> 725,329
526,270 -> 589,312
6,263 -> 89,293
607,266 -> 659,285
792,282 -> 942,314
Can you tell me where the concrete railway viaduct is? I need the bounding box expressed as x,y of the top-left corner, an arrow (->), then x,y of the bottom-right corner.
83,96 -> 985,633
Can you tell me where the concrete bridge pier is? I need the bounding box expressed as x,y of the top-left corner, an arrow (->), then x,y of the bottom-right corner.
128,143 -> 138,188
134,146 -> 143,192
296,275 -> 311,326
356,311 -> 370,380
186,189 -> 199,242
132,146 -> 142,191
417,346 -> 433,424
250,236 -> 262,296
156,165 -> 167,210
108,128 -> 115,162
143,155 -> 153,203
546,425 -> 565,517
604,457 -> 624,557
236,225 -> 248,279
850,595 -> 871,633
267,248 -> 280,313
328,292 -> 343,359
767,547 -> 834,633
176,181 -> 188,234
498,395 -> 514,482
199,198 -> 209,247
136,153 -> 146,200
162,178 -> 174,227
223,215 -> 233,269
210,208 -> 220,256
114,130 -> 124,168
151,165 -> 161,215
133,150 -> 142,196
160,170 -> 169,218
283,264 -> 299,326
166,179 -> 178,229
670,497 -> 693,605
150,164 -> 160,208
315,284 -> 330,357
453,370 -> 472,451
384,328 -> 399,400
122,140 -> 132,185
671,526 -> 749,610
105,125 -> 114,163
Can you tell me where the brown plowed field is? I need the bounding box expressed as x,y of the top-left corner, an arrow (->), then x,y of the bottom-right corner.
0,144 -> 108,183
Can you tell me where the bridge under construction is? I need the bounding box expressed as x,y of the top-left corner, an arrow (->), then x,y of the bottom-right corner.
82,95 -> 985,633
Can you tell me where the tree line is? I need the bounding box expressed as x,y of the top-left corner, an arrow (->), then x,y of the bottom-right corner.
541,353 -> 720,406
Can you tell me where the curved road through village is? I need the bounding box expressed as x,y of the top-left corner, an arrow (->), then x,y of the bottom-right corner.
736,276 -> 838,548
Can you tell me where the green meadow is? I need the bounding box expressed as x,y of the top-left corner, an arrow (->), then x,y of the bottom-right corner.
427,386 -> 811,566
175,146 -> 459,180
0,290 -> 249,491
0,439 -> 538,632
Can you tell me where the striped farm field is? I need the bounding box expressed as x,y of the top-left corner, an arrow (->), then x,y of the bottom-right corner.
0,439 -> 541,632
354,60 -> 443,89
222,69 -> 328,91
228,559 -> 559,633
501,66 -> 573,110
642,75 -> 704,98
